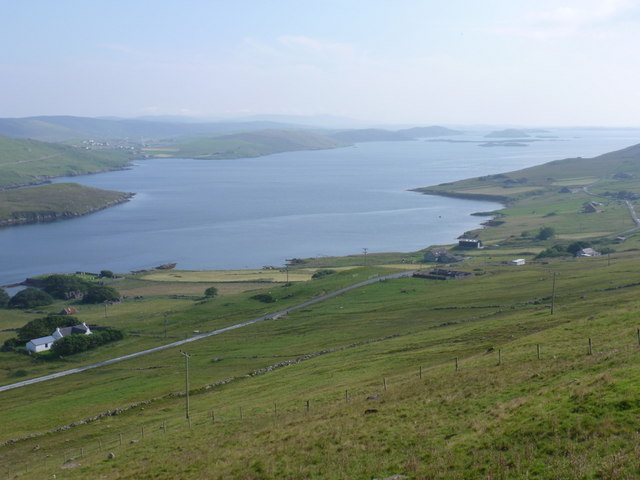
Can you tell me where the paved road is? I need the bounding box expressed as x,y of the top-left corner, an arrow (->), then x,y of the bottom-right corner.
0,270 -> 415,393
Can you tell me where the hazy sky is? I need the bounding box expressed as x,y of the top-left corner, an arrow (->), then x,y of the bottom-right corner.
2,0 -> 640,126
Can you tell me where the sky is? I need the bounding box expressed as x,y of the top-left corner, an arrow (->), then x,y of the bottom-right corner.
2,0 -> 640,126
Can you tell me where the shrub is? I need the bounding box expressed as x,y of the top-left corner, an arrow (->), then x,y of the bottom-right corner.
536,227 -> 555,241
250,293 -> 275,303
100,270 -> 115,278
82,285 -> 120,304
15,315 -> 78,343
0,288 -> 9,308
312,269 -> 337,279
51,329 -> 124,356
40,274 -> 92,299
8,288 -> 54,309
204,287 -> 218,298
535,244 -> 570,259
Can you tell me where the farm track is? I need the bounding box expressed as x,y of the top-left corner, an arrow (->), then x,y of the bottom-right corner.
0,271 -> 415,393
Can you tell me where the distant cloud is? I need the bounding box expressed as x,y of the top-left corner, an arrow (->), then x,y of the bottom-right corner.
489,0 -> 637,40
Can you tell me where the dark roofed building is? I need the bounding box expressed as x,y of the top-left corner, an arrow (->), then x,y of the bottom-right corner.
458,238 -> 483,249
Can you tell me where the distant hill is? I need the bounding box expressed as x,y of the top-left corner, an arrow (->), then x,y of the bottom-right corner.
330,125 -> 462,143
414,142 -> 640,203
485,129 -> 531,138
0,116 -> 314,142
0,135 -> 133,189
146,129 -> 349,159
329,129 -> 411,143
397,126 -> 463,137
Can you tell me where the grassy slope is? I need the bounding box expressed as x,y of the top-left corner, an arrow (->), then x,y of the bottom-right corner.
4,144 -> 640,478
0,135 -> 133,189
3,250 -> 640,478
414,143 -> 640,244
144,129 -> 348,159
0,183 -> 133,226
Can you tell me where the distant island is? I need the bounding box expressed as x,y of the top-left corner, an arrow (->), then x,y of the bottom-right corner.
329,125 -> 462,143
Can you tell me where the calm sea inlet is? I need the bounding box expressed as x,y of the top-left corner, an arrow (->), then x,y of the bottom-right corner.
2,128 -> 639,287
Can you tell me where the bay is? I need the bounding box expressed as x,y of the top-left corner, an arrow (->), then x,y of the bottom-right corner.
1,127 -> 639,287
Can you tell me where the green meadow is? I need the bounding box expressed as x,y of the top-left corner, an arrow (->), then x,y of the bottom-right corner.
2,143 -> 640,478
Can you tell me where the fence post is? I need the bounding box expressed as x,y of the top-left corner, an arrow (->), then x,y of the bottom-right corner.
419,365 -> 422,379
637,328 -> 640,346
141,426 -> 144,439
306,400 -> 310,413
537,343 -> 541,360
455,357 -> 459,371
345,390 -> 349,402
119,433 -> 123,446
383,377 -> 387,391
588,338 -> 593,356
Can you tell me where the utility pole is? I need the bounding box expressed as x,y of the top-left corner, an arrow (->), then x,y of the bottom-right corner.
180,350 -> 192,420
164,313 -> 168,339
363,248 -> 368,266
550,272 -> 557,315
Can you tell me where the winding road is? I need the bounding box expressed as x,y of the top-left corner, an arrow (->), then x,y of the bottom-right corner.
0,270 -> 415,393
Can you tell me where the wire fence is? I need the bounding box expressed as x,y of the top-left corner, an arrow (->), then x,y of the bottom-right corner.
3,326 -> 640,478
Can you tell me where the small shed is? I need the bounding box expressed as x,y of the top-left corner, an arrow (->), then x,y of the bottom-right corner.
577,248 -> 601,257
26,336 -> 56,354
510,258 -> 526,266
458,238 -> 483,249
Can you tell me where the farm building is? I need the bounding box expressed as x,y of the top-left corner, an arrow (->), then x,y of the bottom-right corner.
458,238 -> 483,249
26,322 -> 92,353
25,336 -> 56,354
510,259 -> 526,266
577,248 -> 601,257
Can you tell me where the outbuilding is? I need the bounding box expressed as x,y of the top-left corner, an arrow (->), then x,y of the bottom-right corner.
510,258 -> 526,266
458,238 -> 483,249
26,336 -> 56,354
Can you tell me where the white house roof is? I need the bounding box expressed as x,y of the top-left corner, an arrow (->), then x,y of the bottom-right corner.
28,336 -> 56,346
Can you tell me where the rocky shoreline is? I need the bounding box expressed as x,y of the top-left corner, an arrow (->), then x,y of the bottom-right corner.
0,192 -> 135,228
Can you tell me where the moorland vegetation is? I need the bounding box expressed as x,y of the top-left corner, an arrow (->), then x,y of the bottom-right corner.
3,139 -> 640,478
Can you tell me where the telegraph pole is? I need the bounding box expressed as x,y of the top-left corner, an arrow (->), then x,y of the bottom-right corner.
550,272 -> 557,315
180,350 -> 192,420
363,248 -> 368,266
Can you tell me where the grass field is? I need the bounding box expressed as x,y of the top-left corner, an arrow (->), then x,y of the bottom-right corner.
3,250 -> 640,478
0,135 -> 133,189
3,142 -> 640,478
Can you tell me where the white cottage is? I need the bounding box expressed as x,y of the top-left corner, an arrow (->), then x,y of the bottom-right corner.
26,335 -> 56,354
25,323 -> 92,354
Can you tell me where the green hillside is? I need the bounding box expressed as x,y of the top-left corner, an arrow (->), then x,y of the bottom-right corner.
0,135 -> 133,189
0,183 -> 134,226
3,143 -> 640,478
414,143 -> 640,244
144,129 -> 348,159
